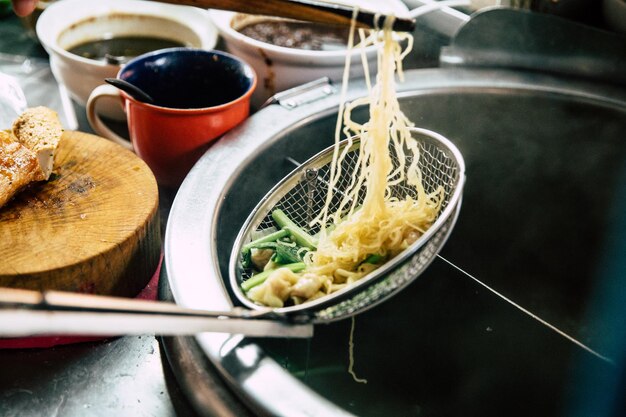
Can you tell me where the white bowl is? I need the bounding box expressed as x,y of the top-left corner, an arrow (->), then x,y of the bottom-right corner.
209,0 -> 408,108
36,0 -> 218,120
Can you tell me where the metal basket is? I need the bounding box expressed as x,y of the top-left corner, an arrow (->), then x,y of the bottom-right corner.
229,127 -> 466,323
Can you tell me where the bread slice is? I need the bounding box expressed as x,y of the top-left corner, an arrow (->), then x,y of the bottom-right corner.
0,130 -> 44,208
12,106 -> 63,181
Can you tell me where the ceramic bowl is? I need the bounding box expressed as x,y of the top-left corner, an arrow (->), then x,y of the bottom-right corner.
209,0 -> 408,108
36,0 -> 218,120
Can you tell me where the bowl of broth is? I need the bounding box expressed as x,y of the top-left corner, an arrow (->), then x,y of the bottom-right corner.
36,0 -> 218,120
209,0 -> 409,108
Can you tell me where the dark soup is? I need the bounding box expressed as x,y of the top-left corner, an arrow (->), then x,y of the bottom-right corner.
67,36 -> 185,62
238,21 -> 350,51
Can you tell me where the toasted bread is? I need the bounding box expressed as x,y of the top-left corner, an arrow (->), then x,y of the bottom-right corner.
0,130 -> 44,208
12,106 -> 63,181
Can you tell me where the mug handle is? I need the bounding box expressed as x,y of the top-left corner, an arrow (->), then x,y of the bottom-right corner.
86,84 -> 133,151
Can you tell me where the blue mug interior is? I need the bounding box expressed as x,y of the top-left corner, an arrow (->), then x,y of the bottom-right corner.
119,48 -> 255,109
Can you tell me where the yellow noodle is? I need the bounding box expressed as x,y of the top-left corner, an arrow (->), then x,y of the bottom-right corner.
307,17 -> 442,282
348,316 -> 367,384
248,15 -> 443,308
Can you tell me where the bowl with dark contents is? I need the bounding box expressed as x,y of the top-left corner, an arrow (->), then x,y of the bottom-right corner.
238,19 -> 351,51
209,0 -> 409,108
36,0 -> 217,120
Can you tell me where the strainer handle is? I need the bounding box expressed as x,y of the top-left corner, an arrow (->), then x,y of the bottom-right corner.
0,288 -> 313,339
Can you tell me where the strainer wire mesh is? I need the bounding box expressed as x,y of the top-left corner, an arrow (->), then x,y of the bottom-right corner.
231,128 -> 464,318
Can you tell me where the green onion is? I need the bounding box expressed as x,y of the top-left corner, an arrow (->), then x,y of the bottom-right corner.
271,209 -> 318,249
364,254 -> 384,264
241,229 -> 290,254
241,262 -> 306,292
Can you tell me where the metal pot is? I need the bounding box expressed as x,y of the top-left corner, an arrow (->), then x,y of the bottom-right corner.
164,66 -> 626,416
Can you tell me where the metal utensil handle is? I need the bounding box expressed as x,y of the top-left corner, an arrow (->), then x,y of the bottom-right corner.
154,0 -> 416,32
0,288 -> 313,339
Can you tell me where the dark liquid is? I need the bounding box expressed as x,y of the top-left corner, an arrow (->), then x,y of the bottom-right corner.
238,21 -> 350,51
67,36 -> 185,62
123,52 -> 253,109
146,77 -> 243,109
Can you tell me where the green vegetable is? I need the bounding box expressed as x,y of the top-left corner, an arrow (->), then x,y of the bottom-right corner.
247,241 -> 305,265
271,209 -> 318,250
242,229 -> 290,253
364,254 -> 384,264
273,241 -> 305,264
241,229 -> 290,269
241,262 -> 306,292
241,250 -> 252,269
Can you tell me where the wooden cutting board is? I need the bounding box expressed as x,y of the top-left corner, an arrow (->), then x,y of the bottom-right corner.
0,131 -> 161,298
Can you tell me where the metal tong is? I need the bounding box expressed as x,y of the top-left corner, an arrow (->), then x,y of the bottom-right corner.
0,288 -> 313,339
154,0 -> 416,32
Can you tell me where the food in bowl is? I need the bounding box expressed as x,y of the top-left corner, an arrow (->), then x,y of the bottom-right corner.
36,0 -> 217,120
66,34 -> 186,64
237,19 -> 350,51
208,0 -> 408,108
58,14 -> 197,64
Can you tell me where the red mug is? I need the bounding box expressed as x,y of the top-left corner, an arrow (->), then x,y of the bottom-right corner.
87,48 -> 256,187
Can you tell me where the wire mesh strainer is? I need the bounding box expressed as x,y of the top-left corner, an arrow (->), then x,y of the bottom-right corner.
229,127 -> 465,323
